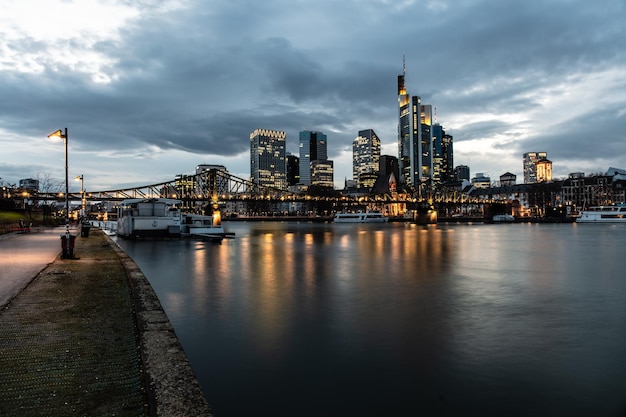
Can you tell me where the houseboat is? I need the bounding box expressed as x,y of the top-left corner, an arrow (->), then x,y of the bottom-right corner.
117,198 -> 232,240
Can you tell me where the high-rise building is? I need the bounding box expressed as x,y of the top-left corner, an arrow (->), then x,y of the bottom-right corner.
420,104 -> 433,181
455,165 -> 470,182
397,62 -> 433,187
353,129 -> 381,188
310,160 -> 334,188
398,67 -> 419,186
536,157 -> 553,183
195,164 -> 229,196
299,131 -> 328,186
379,155 -> 399,182
286,153 -> 300,186
432,124 -> 454,184
523,152 -> 547,184
250,129 -> 286,189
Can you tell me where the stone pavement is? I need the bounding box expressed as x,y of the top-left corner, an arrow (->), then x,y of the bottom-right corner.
0,228 -> 212,416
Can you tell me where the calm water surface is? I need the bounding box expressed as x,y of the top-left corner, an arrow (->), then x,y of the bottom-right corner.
115,222 -> 626,416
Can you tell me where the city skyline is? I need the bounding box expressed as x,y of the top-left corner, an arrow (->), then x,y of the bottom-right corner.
1,0 -> 625,192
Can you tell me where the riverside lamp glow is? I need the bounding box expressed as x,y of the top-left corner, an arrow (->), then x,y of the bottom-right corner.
48,128 -> 74,258
75,174 -> 85,218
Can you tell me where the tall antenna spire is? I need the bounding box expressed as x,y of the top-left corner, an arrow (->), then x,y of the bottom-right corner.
403,54 -> 406,76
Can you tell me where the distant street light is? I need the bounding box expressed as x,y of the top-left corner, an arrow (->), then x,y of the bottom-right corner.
48,128 -> 72,257
75,174 -> 85,218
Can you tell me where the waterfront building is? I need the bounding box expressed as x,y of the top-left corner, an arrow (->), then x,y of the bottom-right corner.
310,160 -> 334,188
299,131 -> 328,186
500,172 -> 517,186
471,173 -> 491,188
536,158 -> 553,183
523,152 -> 548,184
561,172 -> 613,208
353,129 -> 381,189
250,129 -> 287,190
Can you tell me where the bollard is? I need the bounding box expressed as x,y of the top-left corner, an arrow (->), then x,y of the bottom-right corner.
60,233 -> 76,259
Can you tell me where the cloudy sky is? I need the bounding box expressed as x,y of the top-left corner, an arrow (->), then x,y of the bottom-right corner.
1,0 -> 625,192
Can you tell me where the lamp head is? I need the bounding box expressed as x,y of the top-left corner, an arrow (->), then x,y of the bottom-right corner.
48,129 -> 66,139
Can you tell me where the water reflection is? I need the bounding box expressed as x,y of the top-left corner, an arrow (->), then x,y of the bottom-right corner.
115,222 -> 626,416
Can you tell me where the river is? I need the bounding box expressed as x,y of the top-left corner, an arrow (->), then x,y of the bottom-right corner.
114,221 -> 626,416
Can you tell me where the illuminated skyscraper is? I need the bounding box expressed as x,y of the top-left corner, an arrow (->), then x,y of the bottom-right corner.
397,62 -> 433,187
397,65 -> 419,186
250,129 -> 286,189
299,131 -> 328,186
432,123 -> 454,184
420,104 -> 433,181
353,129 -> 381,188
523,152 -> 548,184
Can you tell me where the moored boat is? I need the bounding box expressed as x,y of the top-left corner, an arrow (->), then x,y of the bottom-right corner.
180,212 -> 234,242
117,198 -> 233,240
117,198 -> 182,238
576,204 -> 626,223
492,214 -> 515,223
333,211 -> 389,223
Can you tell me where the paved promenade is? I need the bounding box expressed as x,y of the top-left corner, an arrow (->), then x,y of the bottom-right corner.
0,228 -> 212,416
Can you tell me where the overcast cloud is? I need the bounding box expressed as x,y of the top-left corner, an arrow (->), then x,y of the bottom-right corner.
1,0 -> 625,191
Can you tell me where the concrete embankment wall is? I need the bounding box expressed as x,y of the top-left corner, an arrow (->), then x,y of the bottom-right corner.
104,233 -> 213,417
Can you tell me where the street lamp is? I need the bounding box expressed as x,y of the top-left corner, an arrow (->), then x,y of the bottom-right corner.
75,174 -> 85,218
48,128 -> 73,258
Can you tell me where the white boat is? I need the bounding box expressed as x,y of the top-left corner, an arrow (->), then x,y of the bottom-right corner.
117,198 -> 233,240
117,198 -> 183,238
576,204 -> 626,223
333,211 -> 389,223
492,214 -> 515,223
180,212 -> 233,242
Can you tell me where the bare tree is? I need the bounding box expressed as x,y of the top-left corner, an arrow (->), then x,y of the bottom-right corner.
36,171 -> 64,206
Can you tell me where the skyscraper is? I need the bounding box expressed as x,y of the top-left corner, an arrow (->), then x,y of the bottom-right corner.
286,153 -> 300,186
250,129 -> 286,189
353,129 -> 381,188
397,62 -> 432,187
523,152 -> 548,184
432,123 -> 454,184
397,66 -> 419,186
420,104 -> 433,181
299,131 -> 329,186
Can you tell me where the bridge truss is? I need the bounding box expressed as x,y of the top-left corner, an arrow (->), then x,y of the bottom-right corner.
36,169 -> 479,215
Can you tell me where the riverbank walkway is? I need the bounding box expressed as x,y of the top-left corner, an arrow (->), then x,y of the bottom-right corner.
0,228 -> 212,416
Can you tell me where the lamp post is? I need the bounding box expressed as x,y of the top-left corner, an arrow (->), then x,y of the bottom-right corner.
75,174 -> 85,219
48,128 -> 73,258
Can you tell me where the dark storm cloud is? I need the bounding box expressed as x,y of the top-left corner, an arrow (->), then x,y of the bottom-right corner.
2,0 -> 626,186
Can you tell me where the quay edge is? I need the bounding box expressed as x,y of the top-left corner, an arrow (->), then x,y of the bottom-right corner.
104,232 -> 214,417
